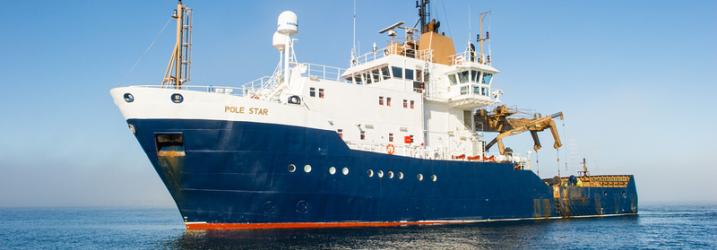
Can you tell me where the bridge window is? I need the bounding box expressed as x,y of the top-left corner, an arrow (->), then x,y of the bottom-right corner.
458,71 -> 470,84
460,86 -> 469,95
473,85 -> 480,94
371,69 -> 381,83
482,73 -> 493,84
405,69 -> 414,80
448,74 -> 457,85
391,66 -> 403,78
309,87 -> 316,97
471,70 -> 481,82
354,74 -> 363,85
381,66 -> 391,80
364,72 -> 372,84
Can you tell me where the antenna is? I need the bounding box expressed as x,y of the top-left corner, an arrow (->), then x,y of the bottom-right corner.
351,0 -> 357,65
379,21 -> 405,34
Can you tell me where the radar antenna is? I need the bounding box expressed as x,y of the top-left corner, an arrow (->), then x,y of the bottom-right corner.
162,0 -> 192,89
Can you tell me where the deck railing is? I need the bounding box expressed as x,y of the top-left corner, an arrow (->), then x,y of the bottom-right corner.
352,45 -> 432,66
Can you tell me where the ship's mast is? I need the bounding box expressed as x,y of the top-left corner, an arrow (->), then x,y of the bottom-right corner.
477,11 -> 490,64
417,0 -> 430,33
163,0 -> 192,89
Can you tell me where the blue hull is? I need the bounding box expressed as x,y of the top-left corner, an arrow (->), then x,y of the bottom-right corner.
128,119 -> 638,228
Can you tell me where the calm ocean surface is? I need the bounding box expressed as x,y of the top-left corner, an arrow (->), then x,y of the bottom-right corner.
0,204 -> 715,249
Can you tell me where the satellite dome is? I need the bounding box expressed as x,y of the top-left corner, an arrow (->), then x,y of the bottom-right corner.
272,31 -> 290,51
277,11 -> 298,35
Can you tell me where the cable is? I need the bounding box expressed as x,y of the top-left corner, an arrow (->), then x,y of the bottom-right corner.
127,18 -> 173,76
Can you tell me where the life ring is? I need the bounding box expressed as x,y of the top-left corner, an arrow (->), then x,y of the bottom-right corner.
386,144 -> 396,155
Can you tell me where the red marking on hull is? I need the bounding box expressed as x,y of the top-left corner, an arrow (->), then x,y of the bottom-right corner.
186,221 -> 453,230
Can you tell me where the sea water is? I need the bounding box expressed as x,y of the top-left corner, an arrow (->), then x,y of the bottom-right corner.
0,204 -> 714,249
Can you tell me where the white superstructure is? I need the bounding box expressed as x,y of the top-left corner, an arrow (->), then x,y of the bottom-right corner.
112,4 -> 533,164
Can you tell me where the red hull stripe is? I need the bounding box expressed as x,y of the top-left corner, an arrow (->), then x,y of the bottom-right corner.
185,221 -> 460,230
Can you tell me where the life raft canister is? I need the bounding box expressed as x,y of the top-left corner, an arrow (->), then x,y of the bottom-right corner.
386,144 -> 396,155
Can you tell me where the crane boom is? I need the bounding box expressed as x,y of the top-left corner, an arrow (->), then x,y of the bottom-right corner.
475,105 -> 564,155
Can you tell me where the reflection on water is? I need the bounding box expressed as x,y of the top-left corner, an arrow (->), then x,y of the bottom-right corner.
1,205 -> 715,249
167,217 -> 639,249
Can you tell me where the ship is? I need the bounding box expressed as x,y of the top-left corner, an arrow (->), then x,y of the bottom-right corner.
110,0 -> 638,230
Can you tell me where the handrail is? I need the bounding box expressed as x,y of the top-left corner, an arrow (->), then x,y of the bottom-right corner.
352,44 -> 433,66
299,63 -> 347,82
451,50 -> 491,65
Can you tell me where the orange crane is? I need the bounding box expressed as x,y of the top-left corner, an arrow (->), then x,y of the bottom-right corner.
475,105 -> 564,155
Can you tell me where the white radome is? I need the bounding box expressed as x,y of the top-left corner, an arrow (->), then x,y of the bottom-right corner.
272,31 -> 290,51
277,10 -> 298,35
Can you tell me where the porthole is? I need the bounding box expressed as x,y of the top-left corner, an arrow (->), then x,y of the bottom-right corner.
387,171 -> 394,179
398,172 -> 404,180
171,93 -> 184,103
367,169 -> 374,177
431,174 -> 438,182
329,166 -> 336,175
288,164 -> 297,173
123,93 -> 134,103
342,167 -> 349,175
304,164 -> 312,173
377,170 -> 384,178
417,174 -> 424,181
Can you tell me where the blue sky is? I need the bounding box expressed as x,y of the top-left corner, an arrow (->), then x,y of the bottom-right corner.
0,0 -> 715,207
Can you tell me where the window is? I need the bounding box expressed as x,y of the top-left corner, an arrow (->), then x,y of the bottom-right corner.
460,86 -> 469,95
319,88 -> 325,98
354,74 -> 363,85
371,69 -> 381,83
391,66 -> 403,78
405,69 -> 414,80
482,73 -> 493,84
381,66 -> 391,80
389,133 -> 394,142
379,96 -> 384,105
473,85 -> 481,94
410,100 -> 415,109
416,69 -> 423,82
365,72 -> 372,84
386,97 -> 392,106
360,131 -> 365,140
448,74 -> 457,85
471,70 -> 480,82
458,71 -> 470,84
337,129 -> 343,139
309,87 -> 316,97
403,99 -> 408,108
